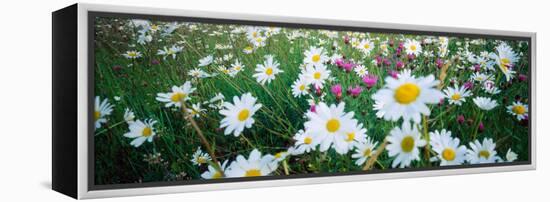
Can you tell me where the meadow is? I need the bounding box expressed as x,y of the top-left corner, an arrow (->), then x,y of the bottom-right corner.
93,17 -> 530,185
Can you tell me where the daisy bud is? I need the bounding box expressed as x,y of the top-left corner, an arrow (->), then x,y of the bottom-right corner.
474,64 -> 481,72
396,61 -> 404,69
347,85 -> 363,97
436,58 -> 444,69
309,104 -> 317,113
151,59 -> 160,65
383,58 -> 391,66
457,115 -> 465,124
375,56 -> 383,66
335,58 -> 345,68
520,116 -> 529,127
407,54 -> 415,61
362,74 -> 378,89
396,49 -> 402,57
344,35 -> 350,44
518,74 -> 528,82
112,65 -> 123,72
478,121 -> 485,132
343,62 -> 354,72
315,85 -> 322,96
389,40 -> 395,47
331,84 -> 343,100
398,42 -> 404,50
389,70 -> 399,79
464,81 -> 474,90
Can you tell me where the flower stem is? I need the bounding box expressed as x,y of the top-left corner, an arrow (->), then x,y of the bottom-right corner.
363,138 -> 388,171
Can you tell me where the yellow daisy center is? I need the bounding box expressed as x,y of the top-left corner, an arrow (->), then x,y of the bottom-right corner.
197,156 -> 207,164
245,169 -> 261,177
313,72 -> 322,80
312,54 -> 321,63
234,66 -> 241,71
478,150 -> 490,159
364,43 -> 370,49
500,58 -> 510,72
128,52 -> 137,57
346,132 -> 355,142
512,105 -> 526,115
299,84 -> 306,91
252,32 -> 258,38
255,37 -> 263,43
212,172 -> 223,179
244,46 -> 253,51
238,109 -> 250,122
326,119 -> 341,133
170,92 -> 186,102
151,24 -> 158,31
442,148 -> 456,161
394,83 -> 421,104
265,67 -> 273,76
304,137 -> 312,144
94,111 -> 100,121
410,45 -> 417,51
451,93 -> 461,101
275,152 -> 285,159
400,136 -> 415,153
142,127 -> 152,137
363,148 -> 372,157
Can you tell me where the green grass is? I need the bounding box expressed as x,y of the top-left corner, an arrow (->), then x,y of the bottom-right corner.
93,17 -> 530,185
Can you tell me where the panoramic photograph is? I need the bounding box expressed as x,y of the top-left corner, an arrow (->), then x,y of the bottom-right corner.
92,16 -> 530,185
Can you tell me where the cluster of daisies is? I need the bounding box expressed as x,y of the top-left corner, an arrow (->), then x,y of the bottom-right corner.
94,19 -> 529,181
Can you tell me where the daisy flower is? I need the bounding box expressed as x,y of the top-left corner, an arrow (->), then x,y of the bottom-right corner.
304,64 -> 331,89
490,43 -> 518,81
443,84 -> 472,106
157,45 -> 183,59
358,39 -> 375,55
123,108 -> 135,124
292,130 -> 318,155
198,55 -> 213,66
243,46 -> 254,54
156,81 -> 196,108
188,68 -> 208,79
123,119 -> 158,147
94,96 -> 113,129
351,137 -> 379,166
372,69 -> 444,124
229,59 -> 245,77
505,148 -> 518,162
466,138 -> 498,164
201,160 -> 229,179
404,39 -> 422,56
473,97 -> 498,111
122,50 -> 142,59
187,103 -> 205,118
354,65 -> 369,77
304,102 -> 355,154
386,121 -> 427,168
225,149 -> 277,177
303,46 -> 329,67
219,93 -> 262,136
291,75 -> 310,98
253,55 -> 283,85
470,72 -> 491,83
507,101 -> 528,120
273,151 -> 290,162
429,129 -> 467,165
337,122 -> 368,153
252,36 -> 267,47
191,147 -> 212,166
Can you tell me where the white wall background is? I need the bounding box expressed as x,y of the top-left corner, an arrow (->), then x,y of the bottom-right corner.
0,0 -> 547,201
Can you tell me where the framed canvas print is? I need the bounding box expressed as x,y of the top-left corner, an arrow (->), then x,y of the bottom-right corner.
52,3 -> 536,199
